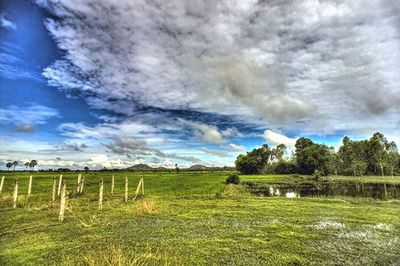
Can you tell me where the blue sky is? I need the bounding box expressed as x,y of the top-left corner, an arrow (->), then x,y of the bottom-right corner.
1,0 -> 399,170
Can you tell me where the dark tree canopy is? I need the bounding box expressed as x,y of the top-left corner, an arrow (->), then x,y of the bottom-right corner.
235,132 -> 400,177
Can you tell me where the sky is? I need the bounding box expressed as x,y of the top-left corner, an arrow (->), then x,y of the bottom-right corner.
1,0 -> 400,170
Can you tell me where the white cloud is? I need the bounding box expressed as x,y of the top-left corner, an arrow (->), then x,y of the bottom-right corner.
263,130 -> 297,149
229,143 -> 245,152
0,13 -> 17,30
177,119 -> 243,144
0,105 -> 59,125
201,147 -> 229,158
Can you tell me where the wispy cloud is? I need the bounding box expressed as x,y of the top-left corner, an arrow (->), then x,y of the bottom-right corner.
201,147 -> 230,158
105,137 -> 204,164
0,105 -> 59,126
0,13 -> 17,30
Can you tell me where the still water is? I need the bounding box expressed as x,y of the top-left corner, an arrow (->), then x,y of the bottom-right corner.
244,181 -> 400,199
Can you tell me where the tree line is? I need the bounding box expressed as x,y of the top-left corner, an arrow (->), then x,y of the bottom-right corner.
5,160 -> 37,171
235,132 -> 399,177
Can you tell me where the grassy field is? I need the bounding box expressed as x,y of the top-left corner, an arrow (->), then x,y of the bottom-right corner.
0,171 -> 399,265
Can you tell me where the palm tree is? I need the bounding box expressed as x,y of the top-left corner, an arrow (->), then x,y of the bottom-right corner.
12,161 -> 18,171
6,162 -> 12,171
30,160 -> 38,171
24,162 -> 29,170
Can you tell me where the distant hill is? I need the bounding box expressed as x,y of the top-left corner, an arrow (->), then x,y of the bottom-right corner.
188,164 -> 208,170
126,164 -> 154,171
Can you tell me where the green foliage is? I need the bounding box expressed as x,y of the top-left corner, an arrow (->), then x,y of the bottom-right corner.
235,144 -> 286,174
272,161 -> 297,174
234,132 -> 400,177
295,138 -> 331,175
225,172 -> 240,184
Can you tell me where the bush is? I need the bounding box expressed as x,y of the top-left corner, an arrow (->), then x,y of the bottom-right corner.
225,172 -> 240,184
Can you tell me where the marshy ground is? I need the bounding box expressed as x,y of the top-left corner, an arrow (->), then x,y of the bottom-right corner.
0,172 -> 399,265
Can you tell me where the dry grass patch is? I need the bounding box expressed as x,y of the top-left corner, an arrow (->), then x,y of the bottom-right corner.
80,245 -> 178,266
136,200 -> 157,214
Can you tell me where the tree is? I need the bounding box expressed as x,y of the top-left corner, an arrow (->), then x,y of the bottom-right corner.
384,141 -> 398,178
235,144 -> 273,174
84,166 -> 89,172
12,161 -> 18,171
327,148 -> 340,175
368,132 -> 388,178
350,159 -> 367,176
24,162 -> 29,170
6,162 -> 12,171
272,144 -> 287,162
30,160 -> 38,171
175,163 -> 180,174
338,137 -> 368,176
235,154 -> 260,174
295,138 -> 330,175
273,161 -> 297,174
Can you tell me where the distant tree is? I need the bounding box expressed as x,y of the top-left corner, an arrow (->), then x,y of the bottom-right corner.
30,160 -> 38,171
175,163 -> 180,173
12,161 -> 18,171
338,137 -> 368,176
84,166 -> 89,172
295,138 -> 330,175
235,144 -> 273,174
384,141 -> 398,178
24,162 -> 29,170
271,144 -> 287,162
6,162 -> 12,171
272,161 -> 297,174
235,154 -> 259,174
368,132 -> 388,178
350,159 -> 367,176
327,148 -> 340,175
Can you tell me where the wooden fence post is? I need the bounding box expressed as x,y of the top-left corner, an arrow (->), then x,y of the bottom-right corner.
99,178 -> 103,210
124,176 -> 128,203
0,176 -> 4,194
27,175 -> 33,197
57,175 -> 63,196
141,177 -> 144,196
132,178 -> 143,201
12,178 -> 18,208
52,177 -> 57,202
111,175 -> 115,195
79,176 -> 85,193
76,173 -> 82,193
59,181 -> 67,222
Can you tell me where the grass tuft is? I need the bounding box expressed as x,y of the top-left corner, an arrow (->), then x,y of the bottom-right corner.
136,200 -> 157,215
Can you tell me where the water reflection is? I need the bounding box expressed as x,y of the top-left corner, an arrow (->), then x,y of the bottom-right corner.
244,181 -> 400,199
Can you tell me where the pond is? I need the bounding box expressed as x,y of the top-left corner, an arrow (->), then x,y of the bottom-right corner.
243,180 -> 400,199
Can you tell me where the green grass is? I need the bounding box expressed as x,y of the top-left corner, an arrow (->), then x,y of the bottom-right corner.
0,172 -> 399,265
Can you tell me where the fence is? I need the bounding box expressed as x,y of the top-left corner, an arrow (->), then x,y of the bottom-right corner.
0,174 -> 145,222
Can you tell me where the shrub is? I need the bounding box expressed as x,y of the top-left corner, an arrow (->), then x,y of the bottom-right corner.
225,172 -> 240,184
